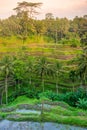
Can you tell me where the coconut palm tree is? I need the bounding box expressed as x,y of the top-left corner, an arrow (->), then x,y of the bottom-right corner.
25,57 -> 35,85
69,70 -> 77,92
53,61 -> 62,94
12,58 -> 26,90
35,56 -> 51,92
77,52 -> 87,90
0,55 -> 12,104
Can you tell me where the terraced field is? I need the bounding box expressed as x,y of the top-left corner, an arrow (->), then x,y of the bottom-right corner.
0,38 -> 82,91
0,39 -> 82,61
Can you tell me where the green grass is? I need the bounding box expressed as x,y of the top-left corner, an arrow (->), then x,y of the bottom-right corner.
7,95 -> 39,107
43,113 -> 87,127
0,96 -> 87,127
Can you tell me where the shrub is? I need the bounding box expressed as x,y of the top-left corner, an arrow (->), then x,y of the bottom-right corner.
70,42 -> 77,47
39,91 -> 59,101
38,91 -> 65,101
63,92 -> 77,107
26,90 -> 40,99
63,88 -> 87,107
77,98 -> 87,110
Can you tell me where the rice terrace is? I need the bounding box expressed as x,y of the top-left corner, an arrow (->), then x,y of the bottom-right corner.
0,0 -> 87,130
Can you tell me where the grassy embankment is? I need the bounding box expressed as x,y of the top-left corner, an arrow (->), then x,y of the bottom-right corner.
0,96 -> 87,127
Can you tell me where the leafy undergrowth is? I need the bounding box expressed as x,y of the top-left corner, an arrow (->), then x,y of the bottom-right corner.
0,95 -> 87,127
7,95 -> 39,107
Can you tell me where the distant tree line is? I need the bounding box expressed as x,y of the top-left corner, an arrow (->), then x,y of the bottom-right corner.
0,1 -> 87,44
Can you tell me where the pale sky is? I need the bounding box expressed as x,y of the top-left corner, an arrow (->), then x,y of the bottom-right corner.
0,0 -> 87,19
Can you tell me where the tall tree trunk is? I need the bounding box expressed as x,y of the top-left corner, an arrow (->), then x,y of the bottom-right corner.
73,83 -> 74,92
56,76 -> 59,94
80,80 -> 83,88
1,90 -> 4,105
41,100 -> 44,123
41,100 -> 44,115
84,77 -> 87,93
61,30 -> 63,39
42,78 -> 44,92
0,94 -> 2,105
55,29 -> 58,44
29,77 -> 32,85
14,80 -> 17,91
17,79 -> 20,90
56,82 -> 58,94
5,75 -> 8,104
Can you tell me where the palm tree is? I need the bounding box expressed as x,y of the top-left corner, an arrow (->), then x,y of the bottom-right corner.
0,87 -> 4,105
12,58 -> 26,90
53,61 -> 62,94
35,56 -> 51,92
69,70 -> 77,92
0,55 -> 12,104
77,46 -> 87,91
26,57 -> 35,85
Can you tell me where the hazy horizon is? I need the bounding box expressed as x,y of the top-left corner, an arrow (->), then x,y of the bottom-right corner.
0,0 -> 87,19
